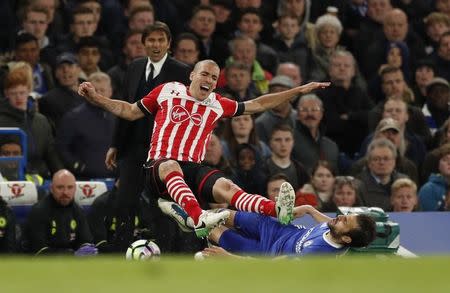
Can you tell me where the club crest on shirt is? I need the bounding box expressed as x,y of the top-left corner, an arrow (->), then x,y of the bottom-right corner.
170,105 -> 203,126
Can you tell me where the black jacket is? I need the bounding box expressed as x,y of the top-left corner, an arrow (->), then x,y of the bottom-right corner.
0,198 -> 16,253
0,99 -> 63,178
24,195 -> 92,254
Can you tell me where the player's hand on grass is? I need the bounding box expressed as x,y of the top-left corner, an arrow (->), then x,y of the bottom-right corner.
202,246 -> 237,258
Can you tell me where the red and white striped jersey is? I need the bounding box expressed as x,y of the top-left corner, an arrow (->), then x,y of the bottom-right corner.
138,82 -> 242,163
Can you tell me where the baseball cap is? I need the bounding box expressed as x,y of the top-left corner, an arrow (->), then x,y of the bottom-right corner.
426,77 -> 449,94
376,118 -> 400,133
55,52 -> 78,66
269,75 -> 295,89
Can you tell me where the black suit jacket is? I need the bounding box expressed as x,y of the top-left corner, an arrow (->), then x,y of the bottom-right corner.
112,56 -> 191,156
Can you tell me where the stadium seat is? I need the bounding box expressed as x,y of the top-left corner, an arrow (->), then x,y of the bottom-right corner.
0,181 -> 38,224
74,181 -> 108,206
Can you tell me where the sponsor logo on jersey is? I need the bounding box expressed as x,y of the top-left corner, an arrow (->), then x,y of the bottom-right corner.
170,105 -> 203,126
295,227 -> 315,253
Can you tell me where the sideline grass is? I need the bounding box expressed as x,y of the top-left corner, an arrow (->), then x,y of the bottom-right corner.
1,256 -> 449,293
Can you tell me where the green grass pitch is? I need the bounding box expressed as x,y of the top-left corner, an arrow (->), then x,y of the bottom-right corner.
1,256 -> 449,293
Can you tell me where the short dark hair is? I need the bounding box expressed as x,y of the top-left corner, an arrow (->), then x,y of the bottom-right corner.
123,29 -> 143,47
191,5 -> 216,20
71,6 -> 94,24
347,214 -> 377,248
174,32 -> 200,51
77,36 -> 101,51
380,65 -> 402,81
238,7 -> 262,23
15,32 -> 38,48
142,21 -> 172,44
267,173 -> 289,184
270,123 -> 294,138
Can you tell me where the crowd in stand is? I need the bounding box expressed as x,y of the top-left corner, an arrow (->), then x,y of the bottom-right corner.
0,0 -> 449,255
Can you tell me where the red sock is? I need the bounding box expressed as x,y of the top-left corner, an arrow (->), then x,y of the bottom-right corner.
165,171 -> 203,224
230,190 -> 276,217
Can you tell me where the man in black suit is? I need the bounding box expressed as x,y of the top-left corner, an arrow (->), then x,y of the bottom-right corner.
106,22 -> 191,250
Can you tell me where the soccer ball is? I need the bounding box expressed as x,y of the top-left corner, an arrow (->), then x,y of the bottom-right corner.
126,239 -> 161,260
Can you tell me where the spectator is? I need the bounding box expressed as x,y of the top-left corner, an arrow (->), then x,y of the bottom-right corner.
422,77 -> 450,135
358,8 -> 426,81
423,12 -> 450,55
187,5 -> 229,67
354,0 -> 393,66
231,143 -> 267,195
217,36 -> 272,94
355,117 -> 419,183
422,142 -> 450,188
107,30 -> 145,98
322,175 -> 363,212
221,114 -> 271,165
368,66 -> 432,145
39,52 -> 84,129
56,72 -> 115,179
411,59 -> 436,108
56,6 -> 113,70
271,14 -> 313,81
13,33 -> 55,96
317,50 -> 373,157
235,8 -> 279,74
255,75 -> 297,144
23,169 -> 95,255
430,31 -> 450,82
76,36 -> 104,80
210,0 -> 234,39
19,5 -> 58,67
295,160 -> 337,210
276,0 -> 316,50
356,138 -> 408,210
390,178 -> 418,212
366,98 -> 427,168
265,124 -> 309,192
266,173 -> 289,201
172,33 -> 200,67
435,0 -> 450,18
419,146 -> 450,211
0,196 -> 16,253
0,63 -> 62,179
276,62 -> 303,87
29,0 -> 66,42
128,5 -> 154,31
310,14 -> 346,83
292,94 -> 339,173
0,136 -> 48,195
217,62 -> 259,102
203,133 -> 234,177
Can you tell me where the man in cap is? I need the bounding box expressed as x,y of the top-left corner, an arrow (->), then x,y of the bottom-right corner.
39,52 -> 84,129
422,77 -> 450,134
255,75 -> 297,144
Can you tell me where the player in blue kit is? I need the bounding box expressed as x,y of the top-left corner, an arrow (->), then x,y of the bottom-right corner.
160,182 -> 376,257
204,204 -> 376,257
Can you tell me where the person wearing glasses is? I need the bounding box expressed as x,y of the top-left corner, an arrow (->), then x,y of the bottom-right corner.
355,138 -> 408,210
292,94 -> 339,173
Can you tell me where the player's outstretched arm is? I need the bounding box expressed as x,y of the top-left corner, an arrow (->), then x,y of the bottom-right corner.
293,205 -> 332,223
78,82 -> 145,121
242,82 -> 330,115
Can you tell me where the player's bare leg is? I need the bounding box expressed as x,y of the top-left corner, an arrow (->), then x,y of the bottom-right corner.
158,160 -> 229,238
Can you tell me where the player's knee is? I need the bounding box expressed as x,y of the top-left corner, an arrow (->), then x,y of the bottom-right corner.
215,178 -> 241,193
158,160 -> 182,180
